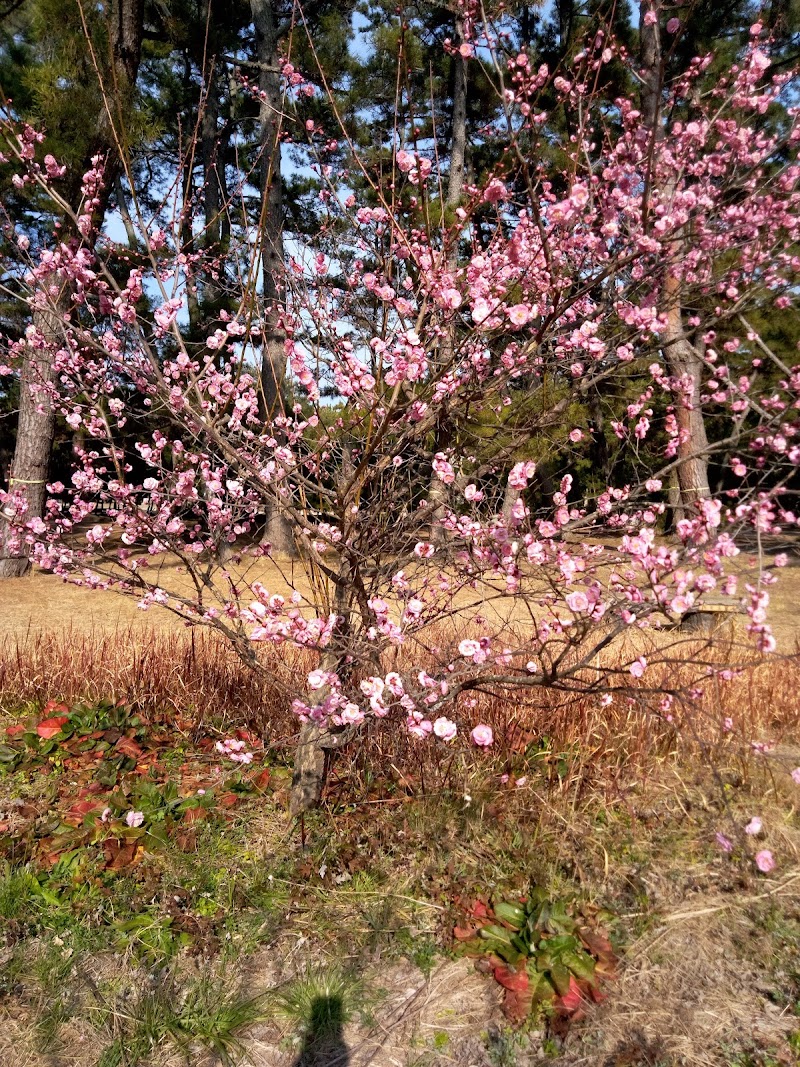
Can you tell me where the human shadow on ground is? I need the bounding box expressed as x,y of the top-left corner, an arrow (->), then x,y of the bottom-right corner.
292,994 -> 350,1067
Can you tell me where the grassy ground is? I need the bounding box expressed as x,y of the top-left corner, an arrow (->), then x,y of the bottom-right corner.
0,581 -> 799,1065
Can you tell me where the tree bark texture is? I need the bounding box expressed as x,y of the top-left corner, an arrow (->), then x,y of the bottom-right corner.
0,305 -> 60,576
427,10 -> 468,541
0,0 -> 145,578
639,1 -> 710,518
250,0 -> 296,556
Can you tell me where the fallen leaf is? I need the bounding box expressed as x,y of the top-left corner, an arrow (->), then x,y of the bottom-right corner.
250,768 -> 271,791
454,925 -> 478,941
115,736 -> 143,760
182,805 -> 207,824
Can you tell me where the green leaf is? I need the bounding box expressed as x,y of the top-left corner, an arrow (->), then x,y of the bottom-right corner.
550,962 -> 571,997
480,924 -> 516,947
510,933 -> 531,956
562,950 -> 596,983
494,902 -> 526,930
528,970 -> 556,1005
542,934 -> 580,955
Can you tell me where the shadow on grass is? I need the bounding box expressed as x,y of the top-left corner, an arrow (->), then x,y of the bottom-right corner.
292,994 -> 350,1067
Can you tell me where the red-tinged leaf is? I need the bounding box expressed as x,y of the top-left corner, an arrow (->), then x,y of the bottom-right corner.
493,964 -> 529,994
176,829 -> 198,852
103,838 -> 140,870
503,987 -> 534,1023
251,768 -> 271,791
454,925 -> 478,941
469,899 -> 489,920
6,724 -> 25,738
115,736 -> 143,759
42,701 -> 69,716
554,975 -> 585,1018
218,792 -> 239,808
183,805 -> 207,824
37,715 -> 69,739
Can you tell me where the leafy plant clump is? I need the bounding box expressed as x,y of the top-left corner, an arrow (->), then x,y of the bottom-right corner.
455,887 -> 617,1023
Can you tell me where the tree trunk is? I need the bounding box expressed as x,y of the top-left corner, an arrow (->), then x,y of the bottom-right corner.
427,9 -> 468,542
0,0 -> 144,579
251,0 -> 296,556
290,719 -> 330,815
0,305 -> 59,577
288,557 -> 354,814
639,1 -> 710,519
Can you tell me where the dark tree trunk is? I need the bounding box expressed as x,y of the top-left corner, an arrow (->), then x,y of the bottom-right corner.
639,1 -> 710,519
0,0 -> 145,578
427,10 -> 468,542
251,0 -> 295,556
0,305 -> 60,577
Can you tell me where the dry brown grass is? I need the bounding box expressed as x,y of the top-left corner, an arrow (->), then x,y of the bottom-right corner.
1,569 -> 799,1067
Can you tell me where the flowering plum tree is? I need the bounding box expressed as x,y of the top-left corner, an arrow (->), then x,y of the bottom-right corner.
1,13 -> 798,814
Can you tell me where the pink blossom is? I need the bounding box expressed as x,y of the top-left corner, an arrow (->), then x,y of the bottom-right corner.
569,428 -> 584,443
666,17 -> 681,32
744,817 -> 762,835
471,724 -> 494,747
507,304 -> 532,327
340,703 -> 364,726
360,676 -> 385,699
716,832 -> 733,853
791,768 -> 800,785
407,716 -> 433,740
414,542 -> 435,558
458,638 -> 480,658
433,717 -> 457,741
508,460 -> 536,490
566,590 -> 589,613
755,849 -> 776,873
125,810 -> 144,828
630,657 -> 647,679
483,178 -> 508,203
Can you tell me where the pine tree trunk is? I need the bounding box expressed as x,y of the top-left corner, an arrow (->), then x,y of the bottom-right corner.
0,0 -> 144,580
427,11 -> 468,542
251,0 -> 296,556
639,1 -> 709,519
0,305 -> 59,577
